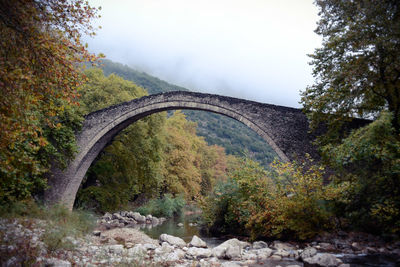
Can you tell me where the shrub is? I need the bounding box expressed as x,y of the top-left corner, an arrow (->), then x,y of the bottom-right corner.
201,156 -> 347,240
136,194 -> 185,218
323,111 -> 400,235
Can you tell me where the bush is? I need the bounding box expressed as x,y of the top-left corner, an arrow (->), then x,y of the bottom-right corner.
323,111 -> 400,235
201,157 -> 346,240
136,194 -> 185,218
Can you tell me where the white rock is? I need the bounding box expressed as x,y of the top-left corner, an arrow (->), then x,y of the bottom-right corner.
186,247 -> 212,259
256,248 -> 273,260
155,242 -> 175,254
112,213 -> 124,220
301,247 -> 317,260
225,245 -> 241,259
272,241 -> 296,251
127,244 -> 147,257
218,238 -> 250,250
221,262 -> 241,267
166,249 -> 185,261
132,212 -> 146,223
253,240 -> 268,249
212,246 -> 226,259
270,255 -> 282,261
189,235 -> 207,248
242,251 -> 258,260
274,249 -> 290,257
303,253 -> 340,267
44,258 -> 71,267
107,244 -> 124,255
143,243 -> 158,250
159,234 -> 186,248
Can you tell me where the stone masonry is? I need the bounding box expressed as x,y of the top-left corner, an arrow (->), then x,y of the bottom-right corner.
44,91 -> 368,209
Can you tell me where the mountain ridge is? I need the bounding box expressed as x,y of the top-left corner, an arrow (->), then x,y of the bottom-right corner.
98,59 -> 277,166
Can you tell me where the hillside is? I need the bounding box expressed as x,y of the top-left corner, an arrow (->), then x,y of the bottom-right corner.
99,59 -> 277,166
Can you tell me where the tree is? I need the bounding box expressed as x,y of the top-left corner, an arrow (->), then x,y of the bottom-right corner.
76,68 -> 166,211
301,0 -> 400,235
0,0 -> 100,203
301,0 -> 400,141
325,111 -> 400,234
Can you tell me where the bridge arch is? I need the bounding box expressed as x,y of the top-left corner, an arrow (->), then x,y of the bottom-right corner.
45,91 -> 318,209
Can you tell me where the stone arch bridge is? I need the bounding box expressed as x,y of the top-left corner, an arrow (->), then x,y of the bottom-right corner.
44,91 -> 355,209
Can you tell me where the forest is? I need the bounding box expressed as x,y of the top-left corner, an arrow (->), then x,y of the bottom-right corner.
0,0 -> 399,244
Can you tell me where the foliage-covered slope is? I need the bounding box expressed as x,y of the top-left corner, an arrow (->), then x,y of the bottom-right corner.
99,59 -> 277,166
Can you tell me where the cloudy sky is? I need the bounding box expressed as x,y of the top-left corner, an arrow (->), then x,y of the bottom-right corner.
86,0 -> 321,108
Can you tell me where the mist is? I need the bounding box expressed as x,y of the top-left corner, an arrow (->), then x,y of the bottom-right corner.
85,0 -> 321,107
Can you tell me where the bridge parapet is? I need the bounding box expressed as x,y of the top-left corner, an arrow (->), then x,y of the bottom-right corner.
45,91 -> 327,209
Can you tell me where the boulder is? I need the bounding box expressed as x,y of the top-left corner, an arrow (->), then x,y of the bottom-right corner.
185,247 -> 212,259
127,244 -> 147,257
218,238 -> 250,250
272,241 -> 296,251
211,238 -> 249,259
242,251 -> 258,260
225,245 -> 241,259
319,242 -> 336,251
253,241 -> 268,249
103,212 -> 112,221
212,246 -> 226,259
154,242 -> 178,262
256,248 -> 273,260
132,212 -> 146,223
274,249 -> 290,257
112,213 -> 124,221
301,247 -> 317,260
159,234 -> 186,248
165,249 -> 185,261
189,235 -> 207,248
155,242 -> 175,255
303,253 -> 340,267
152,217 -> 160,225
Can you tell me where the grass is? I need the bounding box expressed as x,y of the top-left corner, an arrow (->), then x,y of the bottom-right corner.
0,199 -> 97,252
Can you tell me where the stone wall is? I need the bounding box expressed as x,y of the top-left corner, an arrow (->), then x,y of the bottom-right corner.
44,91 -> 368,209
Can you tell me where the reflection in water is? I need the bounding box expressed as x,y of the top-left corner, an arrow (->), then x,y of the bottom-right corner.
140,213 -> 225,248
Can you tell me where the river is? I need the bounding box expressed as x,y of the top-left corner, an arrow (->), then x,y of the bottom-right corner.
139,214 -> 399,266
141,213 -> 225,247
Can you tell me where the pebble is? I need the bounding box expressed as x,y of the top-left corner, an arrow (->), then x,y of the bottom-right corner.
1,217 -> 396,267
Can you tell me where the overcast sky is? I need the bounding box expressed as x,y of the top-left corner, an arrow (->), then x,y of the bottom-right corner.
86,0 -> 321,108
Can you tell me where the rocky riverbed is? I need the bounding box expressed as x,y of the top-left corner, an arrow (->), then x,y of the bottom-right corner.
1,211 -> 400,266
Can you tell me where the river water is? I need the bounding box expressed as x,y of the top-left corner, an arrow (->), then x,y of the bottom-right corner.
141,213 -> 225,247
139,214 -> 398,266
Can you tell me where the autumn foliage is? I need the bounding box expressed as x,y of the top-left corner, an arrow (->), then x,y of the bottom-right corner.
201,156 -> 347,240
0,0 -> 100,203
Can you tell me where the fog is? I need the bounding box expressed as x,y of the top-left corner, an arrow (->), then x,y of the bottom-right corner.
85,0 -> 321,107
